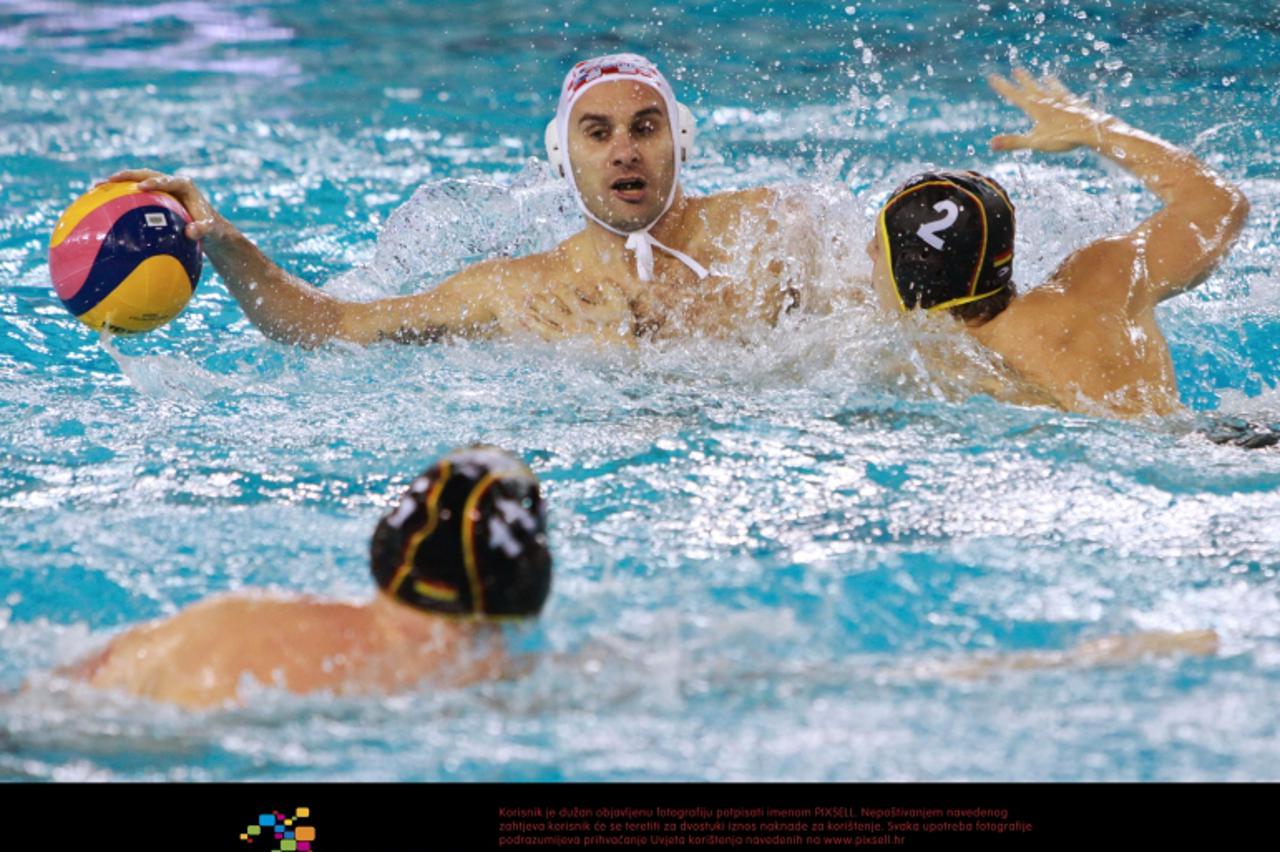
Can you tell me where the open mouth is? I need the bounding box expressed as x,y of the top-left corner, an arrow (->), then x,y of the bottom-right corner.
610,176 -> 648,202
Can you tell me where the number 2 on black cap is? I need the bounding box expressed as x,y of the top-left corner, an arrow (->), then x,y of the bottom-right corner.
917,200 -> 959,250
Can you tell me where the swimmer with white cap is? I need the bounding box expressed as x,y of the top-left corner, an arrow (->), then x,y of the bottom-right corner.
103,54 -> 805,345
58,447 -> 551,709
864,70 -> 1250,419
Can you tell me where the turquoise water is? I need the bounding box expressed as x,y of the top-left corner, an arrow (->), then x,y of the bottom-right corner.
2,0 -> 1279,780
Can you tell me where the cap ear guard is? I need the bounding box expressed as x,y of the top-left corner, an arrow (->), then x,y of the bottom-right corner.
545,102 -> 696,177
889,256 -> 936,312
544,120 -> 563,176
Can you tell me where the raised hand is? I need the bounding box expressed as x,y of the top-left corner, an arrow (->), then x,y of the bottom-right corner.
98,169 -> 227,242
988,68 -> 1113,153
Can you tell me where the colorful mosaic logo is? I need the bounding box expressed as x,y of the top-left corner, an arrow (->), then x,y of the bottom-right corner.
238,807 -> 316,851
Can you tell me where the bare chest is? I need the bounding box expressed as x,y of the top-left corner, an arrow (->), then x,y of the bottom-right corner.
625,249 -> 793,339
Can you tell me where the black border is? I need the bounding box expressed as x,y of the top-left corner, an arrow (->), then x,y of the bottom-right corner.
7,781 -> 1272,850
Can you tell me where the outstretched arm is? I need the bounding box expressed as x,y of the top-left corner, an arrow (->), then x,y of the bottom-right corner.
938,629 -> 1219,680
989,70 -> 1249,310
104,170 -> 504,346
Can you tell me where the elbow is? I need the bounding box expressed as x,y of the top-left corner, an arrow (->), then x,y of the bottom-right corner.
1218,177 -> 1249,232
1229,187 -> 1250,231
1199,184 -> 1250,247
255,320 -> 323,348
293,301 -> 349,348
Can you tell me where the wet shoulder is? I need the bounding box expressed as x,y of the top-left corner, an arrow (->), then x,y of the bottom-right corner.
1044,235 -> 1141,309
484,241 -> 577,289
169,593 -> 365,641
980,288 -> 1073,352
452,250 -> 552,292
693,187 -> 778,229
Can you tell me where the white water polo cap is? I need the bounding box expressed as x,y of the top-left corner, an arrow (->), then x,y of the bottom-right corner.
545,53 -> 707,282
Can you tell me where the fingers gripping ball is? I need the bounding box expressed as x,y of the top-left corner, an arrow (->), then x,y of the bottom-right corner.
49,181 -> 202,333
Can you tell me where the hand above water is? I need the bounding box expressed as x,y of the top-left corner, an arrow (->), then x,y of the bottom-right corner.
988,68 -> 1115,153
98,169 -> 228,243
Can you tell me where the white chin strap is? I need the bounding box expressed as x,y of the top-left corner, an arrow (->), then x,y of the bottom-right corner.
624,229 -> 708,282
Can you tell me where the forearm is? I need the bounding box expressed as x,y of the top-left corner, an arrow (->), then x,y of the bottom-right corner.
990,70 -> 1247,223
991,71 -> 1249,301
338,262 -> 507,345
1085,118 -> 1241,212
1090,117 -> 1249,289
940,630 -> 1218,679
203,218 -> 345,346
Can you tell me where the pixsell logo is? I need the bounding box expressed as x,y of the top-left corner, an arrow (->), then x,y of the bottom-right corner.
239,807 -> 316,851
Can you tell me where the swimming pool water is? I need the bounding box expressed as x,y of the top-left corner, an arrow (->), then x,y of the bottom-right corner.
1,0 -> 1279,781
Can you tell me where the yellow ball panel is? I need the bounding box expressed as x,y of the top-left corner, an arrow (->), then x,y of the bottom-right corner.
50,181 -> 140,248
76,255 -> 193,333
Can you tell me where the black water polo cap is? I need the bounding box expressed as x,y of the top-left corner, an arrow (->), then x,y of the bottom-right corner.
370,446 -> 551,619
877,170 -> 1015,312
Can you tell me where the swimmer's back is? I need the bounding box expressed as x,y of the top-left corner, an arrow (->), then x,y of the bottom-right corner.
974,269 -> 1182,417
69,595 -> 376,707
72,593 -> 510,709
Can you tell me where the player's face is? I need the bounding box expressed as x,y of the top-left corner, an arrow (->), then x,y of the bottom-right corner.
567,80 -> 677,232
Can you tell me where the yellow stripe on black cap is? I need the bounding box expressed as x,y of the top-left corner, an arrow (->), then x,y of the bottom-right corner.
456,463 -> 532,617
967,171 -> 1014,289
412,579 -> 460,602
922,283 -> 1008,313
878,178 -> 991,313
876,206 -> 909,314
968,171 -> 1014,215
389,460 -> 452,599
460,471 -> 502,616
